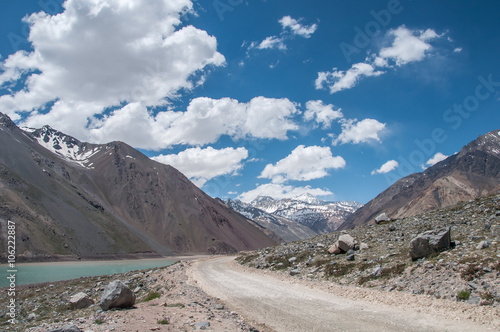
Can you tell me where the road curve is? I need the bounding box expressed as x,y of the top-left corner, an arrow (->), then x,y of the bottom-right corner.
188,256 -> 493,332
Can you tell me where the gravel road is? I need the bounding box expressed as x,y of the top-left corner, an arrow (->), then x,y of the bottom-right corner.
189,256 -> 496,332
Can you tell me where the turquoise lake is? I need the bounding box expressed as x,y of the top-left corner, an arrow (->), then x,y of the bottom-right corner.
0,258 -> 176,287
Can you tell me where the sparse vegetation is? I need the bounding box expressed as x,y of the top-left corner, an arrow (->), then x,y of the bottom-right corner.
157,317 -> 170,325
480,291 -> 493,301
457,290 -> 471,301
94,313 -> 106,325
460,263 -> 484,281
236,253 -> 259,265
143,291 -> 161,302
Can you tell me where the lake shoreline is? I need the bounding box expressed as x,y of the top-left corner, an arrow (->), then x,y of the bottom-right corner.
0,251 -> 210,264
9,258 -> 260,332
0,254 -> 210,289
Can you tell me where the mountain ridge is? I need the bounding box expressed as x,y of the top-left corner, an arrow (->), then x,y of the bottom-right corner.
224,198 -> 318,242
0,113 -> 276,261
341,129 -> 500,229
247,195 -> 362,233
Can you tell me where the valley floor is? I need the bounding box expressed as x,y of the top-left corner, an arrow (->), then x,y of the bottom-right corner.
4,254 -> 499,331
6,259 -> 259,332
191,256 -> 499,332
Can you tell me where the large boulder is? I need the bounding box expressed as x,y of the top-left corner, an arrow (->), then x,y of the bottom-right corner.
337,234 -> 356,252
409,227 -> 451,260
329,234 -> 357,255
328,243 -> 342,254
69,292 -> 94,309
99,280 -> 136,311
375,212 -> 390,224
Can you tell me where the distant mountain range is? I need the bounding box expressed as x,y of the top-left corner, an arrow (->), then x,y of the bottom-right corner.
342,129 -> 500,229
227,194 -> 362,238
224,198 -> 318,242
0,113 -> 275,261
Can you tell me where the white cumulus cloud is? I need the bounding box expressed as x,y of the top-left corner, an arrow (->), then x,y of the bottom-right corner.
371,160 -> 399,175
304,100 -> 343,129
152,146 -> 248,187
238,183 -> 332,203
0,0 -> 225,138
248,15 -> 317,52
259,145 -> 346,183
279,16 -> 318,38
316,25 -> 447,94
379,26 -> 441,66
70,96 -> 299,150
315,63 -> 384,94
333,118 -> 386,145
423,152 -> 448,169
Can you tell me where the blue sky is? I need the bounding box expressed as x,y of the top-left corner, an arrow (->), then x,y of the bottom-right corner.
1,0 -> 499,204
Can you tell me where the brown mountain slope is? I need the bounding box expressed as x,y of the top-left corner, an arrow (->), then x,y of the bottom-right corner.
0,113 -> 275,261
341,129 -> 500,229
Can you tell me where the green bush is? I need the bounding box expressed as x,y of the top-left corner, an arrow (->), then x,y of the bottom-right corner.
457,290 -> 470,301
157,318 -> 169,325
143,291 -> 161,302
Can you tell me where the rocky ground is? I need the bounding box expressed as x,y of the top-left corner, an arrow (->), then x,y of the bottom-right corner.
0,261 -> 259,331
237,193 -> 500,308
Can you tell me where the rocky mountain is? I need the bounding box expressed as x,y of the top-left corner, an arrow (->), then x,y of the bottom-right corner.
0,113 -> 275,261
224,199 -> 318,242
248,194 -> 363,233
342,129 -> 500,229
237,193 -> 500,309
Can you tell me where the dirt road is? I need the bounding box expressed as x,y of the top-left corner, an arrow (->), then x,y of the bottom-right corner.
189,256 -> 496,332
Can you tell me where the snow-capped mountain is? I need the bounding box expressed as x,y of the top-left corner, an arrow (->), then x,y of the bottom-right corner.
23,125 -> 103,169
248,194 -> 363,233
225,199 -> 318,242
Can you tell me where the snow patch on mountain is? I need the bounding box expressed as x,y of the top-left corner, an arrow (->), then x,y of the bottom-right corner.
24,126 -> 101,169
248,195 -> 362,233
225,199 -> 318,242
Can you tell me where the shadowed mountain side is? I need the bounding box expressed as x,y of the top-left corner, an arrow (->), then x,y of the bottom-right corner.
0,113 -> 275,261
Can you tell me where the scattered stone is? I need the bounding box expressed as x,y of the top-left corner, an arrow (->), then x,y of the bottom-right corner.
99,280 -> 136,311
215,304 -> 224,310
195,321 -> 210,329
467,282 -> 478,290
480,299 -> 494,306
409,227 -> 451,260
491,225 -> 500,238
388,224 -> 397,232
27,312 -> 38,321
69,292 -> 94,309
476,240 -> 491,250
371,266 -> 383,277
346,253 -> 355,261
289,269 -> 301,276
467,296 -> 481,305
375,212 -> 390,224
359,242 -> 369,250
47,325 -> 82,332
328,243 -> 342,254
